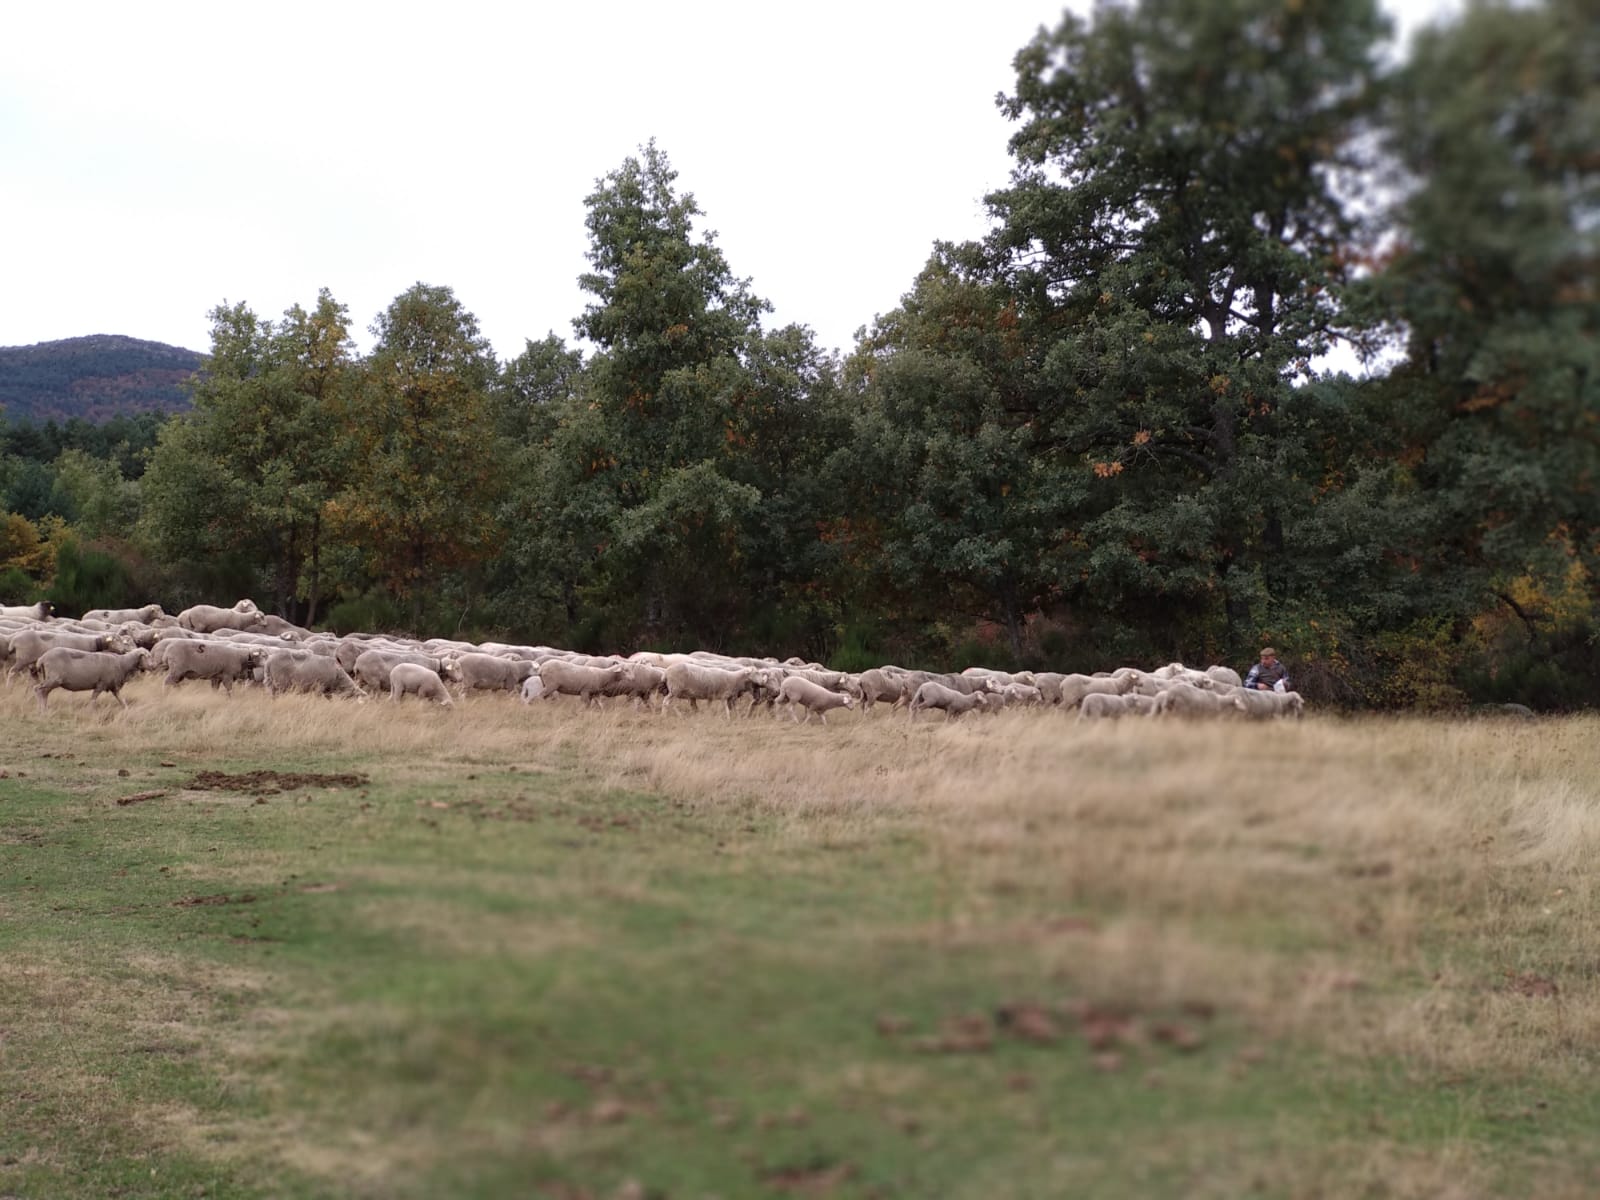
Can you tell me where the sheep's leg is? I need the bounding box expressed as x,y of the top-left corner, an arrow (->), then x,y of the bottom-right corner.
34,683 -> 51,713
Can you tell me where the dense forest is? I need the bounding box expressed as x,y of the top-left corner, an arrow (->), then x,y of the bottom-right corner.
1,0 -> 1594,708
0,335 -> 199,423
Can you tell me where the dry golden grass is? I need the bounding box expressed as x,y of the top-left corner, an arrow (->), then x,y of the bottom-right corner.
6,675 -> 1600,1196
17,680 -> 1600,1068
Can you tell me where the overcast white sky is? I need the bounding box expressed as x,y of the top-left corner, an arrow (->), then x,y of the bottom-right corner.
3,0 -> 1455,362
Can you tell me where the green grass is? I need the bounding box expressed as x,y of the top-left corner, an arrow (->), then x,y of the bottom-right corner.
4,698 -> 1600,1198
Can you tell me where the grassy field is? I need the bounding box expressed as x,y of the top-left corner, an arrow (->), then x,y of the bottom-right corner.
3,679 -> 1600,1199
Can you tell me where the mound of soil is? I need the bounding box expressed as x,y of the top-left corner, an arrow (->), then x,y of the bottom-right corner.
185,770 -> 370,795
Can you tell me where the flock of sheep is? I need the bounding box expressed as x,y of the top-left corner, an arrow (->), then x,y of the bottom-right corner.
0,599 -> 1306,724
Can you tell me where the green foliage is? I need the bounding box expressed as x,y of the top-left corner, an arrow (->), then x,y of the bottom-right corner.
1,1 -> 1585,708
49,448 -> 139,539
512,142 -> 848,650
141,291 -> 357,622
323,588 -> 405,636
979,0 -> 1392,656
1356,0 -> 1600,621
329,283 -> 506,630
47,535 -> 135,615
844,245 -> 1053,661
0,565 -> 37,604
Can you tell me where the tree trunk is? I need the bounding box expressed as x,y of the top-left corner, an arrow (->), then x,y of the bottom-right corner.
999,579 -> 1025,665
306,513 -> 322,627
1218,555 -> 1252,650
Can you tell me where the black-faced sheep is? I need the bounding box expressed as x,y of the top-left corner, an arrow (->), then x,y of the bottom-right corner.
0,602 -> 54,621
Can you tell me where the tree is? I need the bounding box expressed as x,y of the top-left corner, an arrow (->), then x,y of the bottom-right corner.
1361,0 -> 1600,644
327,283 -> 505,629
140,291 -> 356,618
541,142 -> 782,646
48,448 -> 138,540
983,0 -> 1392,655
843,244 -> 1054,662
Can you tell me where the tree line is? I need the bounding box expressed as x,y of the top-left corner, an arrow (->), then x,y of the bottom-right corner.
1,0 -> 1594,708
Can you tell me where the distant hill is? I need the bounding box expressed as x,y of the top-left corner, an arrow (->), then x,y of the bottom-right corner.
0,335 -> 201,424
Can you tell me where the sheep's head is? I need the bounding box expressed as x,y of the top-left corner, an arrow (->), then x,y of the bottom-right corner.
233,599 -> 260,614
1232,695 -> 1249,713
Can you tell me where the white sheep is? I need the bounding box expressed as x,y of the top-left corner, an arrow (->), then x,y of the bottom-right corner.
34,647 -> 150,712
1232,689 -> 1305,719
7,627 -> 133,683
161,640 -> 265,694
908,681 -> 995,721
775,675 -> 855,724
1059,673 -> 1138,708
1150,681 -> 1237,718
82,604 -> 165,624
351,648 -> 443,693
662,662 -> 765,718
176,600 -> 266,634
389,662 -> 454,706
855,667 -> 916,714
264,650 -> 363,699
594,662 -> 667,710
1076,692 -> 1157,721
536,659 -> 626,706
442,652 -> 538,695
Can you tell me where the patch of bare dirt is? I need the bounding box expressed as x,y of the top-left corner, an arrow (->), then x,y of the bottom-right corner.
172,893 -> 259,907
115,790 -> 169,806
185,770 -> 369,796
